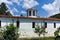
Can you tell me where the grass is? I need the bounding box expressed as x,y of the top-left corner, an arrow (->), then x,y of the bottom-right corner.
19,37 -> 55,40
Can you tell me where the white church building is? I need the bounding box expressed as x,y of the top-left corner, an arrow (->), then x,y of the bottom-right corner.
0,8 -> 60,38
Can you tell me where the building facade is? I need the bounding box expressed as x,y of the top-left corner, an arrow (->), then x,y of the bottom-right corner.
0,8 -> 60,38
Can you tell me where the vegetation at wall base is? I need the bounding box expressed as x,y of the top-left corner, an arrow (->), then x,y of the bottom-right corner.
3,24 -> 19,40
0,24 -> 19,40
54,27 -> 60,36
19,37 -> 54,40
34,25 -> 47,37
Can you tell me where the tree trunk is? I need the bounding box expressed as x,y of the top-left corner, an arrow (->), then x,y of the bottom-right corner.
39,34 -> 40,40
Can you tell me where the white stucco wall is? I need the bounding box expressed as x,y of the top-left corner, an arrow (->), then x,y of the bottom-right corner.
19,19 -> 60,38
0,18 -> 60,38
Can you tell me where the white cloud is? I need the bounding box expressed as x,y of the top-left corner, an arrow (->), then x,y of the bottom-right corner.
22,0 -> 39,9
7,8 -> 19,15
11,0 -> 20,5
12,14 -> 20,16
42,4 -> 54,11
11,8 -> 19,13
0,0 -> 39,16
20,11 -> 26,14
13,8 -> 19,12
10,0 -> 39,9
42,0 -> 60,17
0,0 -> 39,9
0,0 -> 13,5
0,0 -> 14,15
9,10 -> 14,15
6,5 -> 11,9
5,5 -> 19,15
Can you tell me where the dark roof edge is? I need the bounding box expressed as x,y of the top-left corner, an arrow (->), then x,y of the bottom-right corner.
0,15 -> 60,21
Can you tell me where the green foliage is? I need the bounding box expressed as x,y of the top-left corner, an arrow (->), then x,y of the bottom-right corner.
0,29 -> 4,40
41,26 -> 47,36
0,2 -> 12,15
3,24 -> 19,40
56,37 -> 60,40
54,30 -> 59,36
49,13 -> 60,18
54,27 -> 60,36
0,2 -> 8,14
34,25 -> 47,37
6,11 -> 12,15
34,25 -> 41,36
19,37 -> 54,40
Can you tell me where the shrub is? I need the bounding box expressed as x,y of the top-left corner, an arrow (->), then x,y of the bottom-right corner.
3,24 -> 19,40
54,30 -> 59,36
0,29 -> 4,40
34,25 -> 47,37
54,27 -> 60,36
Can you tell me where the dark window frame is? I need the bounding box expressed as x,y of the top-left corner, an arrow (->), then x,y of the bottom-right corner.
33,11 -> 35,16
16,20 -> 19,28
32,22 -> 35,28
29,11 -> 31,16
54,22 -> 56,28
0,20 -> 1,27
44,22 -> 47,28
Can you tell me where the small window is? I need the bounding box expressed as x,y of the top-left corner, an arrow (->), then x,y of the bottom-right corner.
0,20 -> 1,27
54,22 -> 56,28
16,20 -> 19,28
33,11 -> 35,16
44,22 -> 47,28
29,11 -> 31,16
32,22 -> 35,28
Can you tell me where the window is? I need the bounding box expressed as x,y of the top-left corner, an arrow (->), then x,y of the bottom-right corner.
32,22 -> 35,28
16,20 -> 19,27
29,11 -> 31,16
54,22 -> 56,28
33,11 -> 35,16
44,22 -> 47,28
0,20 -> 1,27
12,19 -> 14,23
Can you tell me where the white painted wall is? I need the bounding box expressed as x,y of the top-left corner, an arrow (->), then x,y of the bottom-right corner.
19,19 -> 60,38
0,18 -> 60,38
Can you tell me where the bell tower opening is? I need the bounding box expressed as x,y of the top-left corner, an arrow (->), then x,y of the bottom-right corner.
26,8 -> 37,17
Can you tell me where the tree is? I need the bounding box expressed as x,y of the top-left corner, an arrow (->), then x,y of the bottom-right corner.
49,13 -> 60,19
6,11 -> 12,16
0,2 -> 7,14
41,26 -> 47,37
54,27 -> 60,36
34,25 -> 41,37
34,25 -> 47,37
54,27 -> 60,40
3,24 -> 19,40
0,28 -> 4,40
0,2 -> 12,15
20,14 -> 23,16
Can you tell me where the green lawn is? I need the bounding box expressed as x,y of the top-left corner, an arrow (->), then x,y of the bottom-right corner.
19,37 -> 55,40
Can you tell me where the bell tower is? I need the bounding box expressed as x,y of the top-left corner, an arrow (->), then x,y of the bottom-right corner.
26,8 -> 37,17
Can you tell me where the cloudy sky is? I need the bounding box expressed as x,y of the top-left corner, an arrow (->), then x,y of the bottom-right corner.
0,0 -> 60,17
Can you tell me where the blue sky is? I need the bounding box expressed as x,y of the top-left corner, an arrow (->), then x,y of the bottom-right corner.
0,0 -> 60,17
36,0 -> 54,17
